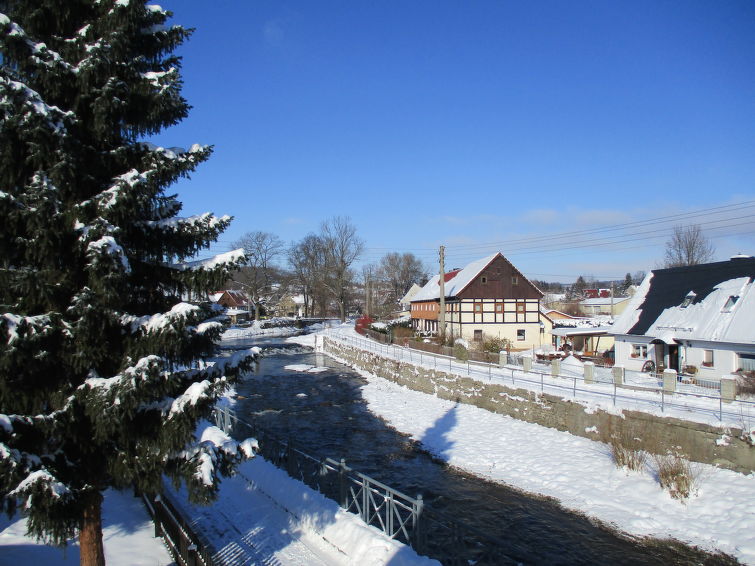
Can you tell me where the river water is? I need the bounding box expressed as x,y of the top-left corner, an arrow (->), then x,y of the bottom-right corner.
225,335 -> 736,566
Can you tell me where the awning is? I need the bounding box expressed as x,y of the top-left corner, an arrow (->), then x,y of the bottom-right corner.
649,331 -> 677,345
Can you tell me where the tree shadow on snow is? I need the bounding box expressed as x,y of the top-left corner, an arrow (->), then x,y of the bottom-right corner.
418,402 -> 458,462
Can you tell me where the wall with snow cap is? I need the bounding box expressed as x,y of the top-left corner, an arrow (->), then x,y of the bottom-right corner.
323,338 -> 755,474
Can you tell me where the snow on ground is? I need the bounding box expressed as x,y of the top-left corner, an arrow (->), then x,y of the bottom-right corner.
0,441 -> 436,566
0,489 -> 173,566
168,457 -> 437,566
312,331 -> 755,564
223,319 -> 339,340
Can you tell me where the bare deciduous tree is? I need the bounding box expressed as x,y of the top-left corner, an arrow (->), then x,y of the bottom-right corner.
288,234 -> 327,317
378,252 -> 428,305
320,216 -> 364,322
231,231 -> 284,320
664,225 -> 715,267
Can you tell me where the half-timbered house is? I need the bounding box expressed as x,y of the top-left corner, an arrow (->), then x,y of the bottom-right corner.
410,253 -> 551,349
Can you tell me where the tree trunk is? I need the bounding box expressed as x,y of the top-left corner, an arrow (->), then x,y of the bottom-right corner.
79,491 -> 105,566
339,300 -> 345,322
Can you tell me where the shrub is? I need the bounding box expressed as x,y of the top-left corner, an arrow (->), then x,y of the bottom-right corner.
453,342 -> 469,361
653,453 -> 698,500
354,315 -> 373,335
392,325 -> 414,339
609,434 -> 646,472
735,370 -> 755,397
683,365 -> 698,376
480,334 -> 512,354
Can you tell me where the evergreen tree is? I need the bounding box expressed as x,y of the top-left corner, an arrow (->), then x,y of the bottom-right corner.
0,2 -> 255,564
621,272 -> 633,295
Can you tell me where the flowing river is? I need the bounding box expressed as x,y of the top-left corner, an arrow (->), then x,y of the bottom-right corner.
223,334 -> 736,566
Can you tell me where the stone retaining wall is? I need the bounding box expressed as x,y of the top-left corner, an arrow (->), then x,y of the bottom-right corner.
322,337 -> 755,474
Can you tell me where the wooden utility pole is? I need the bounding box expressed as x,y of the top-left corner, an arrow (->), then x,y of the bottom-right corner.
610,281 -> 614,317
439,245 -> 446,342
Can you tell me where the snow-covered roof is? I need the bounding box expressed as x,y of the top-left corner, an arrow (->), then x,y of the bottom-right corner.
291,294 -> 305,305
225,308 -> 248,316
551,326 -> 614,337
541,308 -> 581,318
412,254 -> 500,301
399,283 -> 422,306
208,292 -> 223,303
611,257 -> 755,344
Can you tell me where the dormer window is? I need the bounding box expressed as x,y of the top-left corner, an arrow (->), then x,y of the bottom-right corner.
680,291 -> 696,308
722,295 -> 739,313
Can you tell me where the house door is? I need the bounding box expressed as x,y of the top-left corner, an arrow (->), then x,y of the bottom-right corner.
668,345 -> 679,371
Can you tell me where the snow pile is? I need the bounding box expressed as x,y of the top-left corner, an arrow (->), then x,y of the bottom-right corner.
559,354 -> 585,377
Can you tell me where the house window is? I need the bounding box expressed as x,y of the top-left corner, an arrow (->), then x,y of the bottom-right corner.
680,291 -> 696,308
474,303 -> 483,314
516,302 -> 525,314
474,329 -> 483,342
631,344 -> 648,358
722,296 -> 739,312
512,276 -> 519,286
737,353 -> 755,372
517,329 -> 526,341
494,303 -> 503,313
481,276 -> 487,285
702,350 -> 714,367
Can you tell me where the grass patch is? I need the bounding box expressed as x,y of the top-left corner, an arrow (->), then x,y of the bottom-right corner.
653,453 -> 699,500
609,435 -> 647,472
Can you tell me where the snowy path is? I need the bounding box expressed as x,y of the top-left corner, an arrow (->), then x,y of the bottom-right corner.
170,457 -> 437,566
291,330 -> 755,564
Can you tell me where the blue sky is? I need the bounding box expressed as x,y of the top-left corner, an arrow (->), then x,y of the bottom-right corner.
152,1 -> 755,282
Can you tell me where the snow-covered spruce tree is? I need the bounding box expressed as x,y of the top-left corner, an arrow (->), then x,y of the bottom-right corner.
0,2 -> 256,565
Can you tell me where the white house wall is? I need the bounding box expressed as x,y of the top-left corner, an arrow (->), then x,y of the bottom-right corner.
446,298 -> 547,349
615,335 -> 755,379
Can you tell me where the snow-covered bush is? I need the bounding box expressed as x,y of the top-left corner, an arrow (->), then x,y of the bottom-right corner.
653,453 -> 700,500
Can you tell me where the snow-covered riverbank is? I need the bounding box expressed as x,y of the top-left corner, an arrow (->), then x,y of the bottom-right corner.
290,327 -> 755,564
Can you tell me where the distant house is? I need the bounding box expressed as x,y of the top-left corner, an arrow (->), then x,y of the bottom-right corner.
210,289 -> 252,323
410,253 -> 551,349
584,289 -> 611,299
610,256 -> 755,378
579,296 -> 631,316
542,308 -> 581,321
277,294 -> 305,318
398,283 -> 422,317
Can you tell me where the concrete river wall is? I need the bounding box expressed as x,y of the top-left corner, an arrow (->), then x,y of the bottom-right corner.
322,336 -> 755,474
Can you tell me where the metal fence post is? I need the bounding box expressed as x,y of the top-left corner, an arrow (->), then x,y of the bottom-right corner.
339,459 -> 348,508
413,494 -> 424,553
361,477 -> 369,523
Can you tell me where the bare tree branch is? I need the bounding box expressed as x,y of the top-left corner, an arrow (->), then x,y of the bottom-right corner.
664,225 -> 715,267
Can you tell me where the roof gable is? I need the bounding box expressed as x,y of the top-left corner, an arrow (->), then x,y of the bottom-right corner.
411,252 -> 542,302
